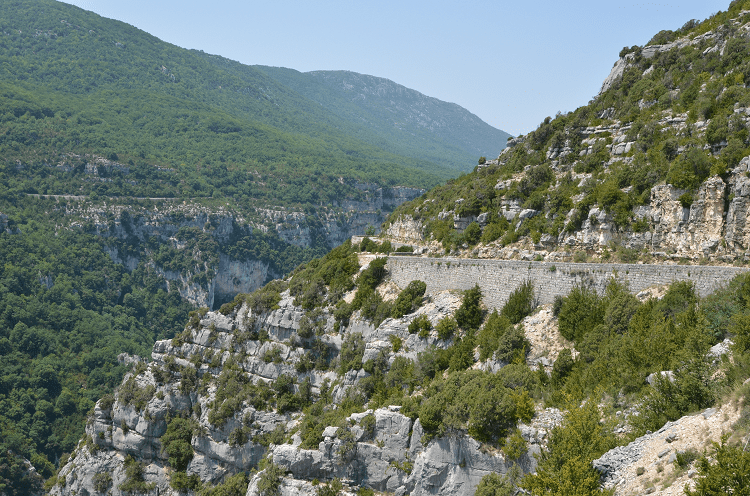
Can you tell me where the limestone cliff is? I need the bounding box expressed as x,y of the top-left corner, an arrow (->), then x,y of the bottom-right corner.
54,182 -> 421,308
382,8 -> 750,265
50,278 -> 553,496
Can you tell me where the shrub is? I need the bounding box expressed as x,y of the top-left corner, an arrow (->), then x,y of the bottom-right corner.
501,280 -> 535,324
495,325 -> 529,364
463,222 -> 482,245
391,280 -> 427,318
436,316 -> 458,340
339,333 -> 365,374
316,478 -> 343,496
455,285 -> 483,330
477,310 -> 511,361
685,437 -> 750,496
557,285 -> 604,342
171,471 -> 201,492
161,417 -> 196,471
475,472 -> 515,496
360,413 -> 376,440
198,472 -> 248,496
408,314 -> 432,335
520,396 -> 616,496
389,334 -> 403,353
551,348 -> 575,386
503,429 -> 527,461
119,455 -> 156,494
674,448 -> 700,469
631,357 -> 714,433
93,473 -> 112,493
257,462 -> 285,496
481,219 -> 509,244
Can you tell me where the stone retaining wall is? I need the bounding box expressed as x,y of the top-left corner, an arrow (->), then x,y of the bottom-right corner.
386,257 -> 749,311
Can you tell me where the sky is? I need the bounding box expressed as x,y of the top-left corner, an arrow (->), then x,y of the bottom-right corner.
62,1 -> 732,137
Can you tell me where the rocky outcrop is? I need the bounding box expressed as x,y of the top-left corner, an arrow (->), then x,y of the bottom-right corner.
51,280 -> 548,496
386,215 -> 425,244
593,403 -> 741,495
59,183 -> 420,308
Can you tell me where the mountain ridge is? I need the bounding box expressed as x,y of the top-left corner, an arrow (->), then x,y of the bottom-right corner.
255,66 -> 510,172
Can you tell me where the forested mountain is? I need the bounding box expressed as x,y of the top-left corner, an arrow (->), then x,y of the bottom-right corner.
0,0 -> 510,491
256,67 -> 511,171
0,0 -> 508,203
43,3 -> 750,496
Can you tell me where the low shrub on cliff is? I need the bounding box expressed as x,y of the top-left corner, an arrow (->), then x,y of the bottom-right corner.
289,240 -> 359,310
685,436 -> 750,496
417,369 -> 530,443
391,280 -> 427,318
198,473 -> 248,496
161,416 -> 198,471
119,455 -> 156,494
520,395 -> 616,496
455,285 -> 484,331
501,279 -> 536,324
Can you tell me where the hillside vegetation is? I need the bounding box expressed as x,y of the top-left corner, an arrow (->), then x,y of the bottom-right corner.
0,0 -> 511,490
0,0 -> 507,206
386,0 -> 750,264
46,236 -> 750,496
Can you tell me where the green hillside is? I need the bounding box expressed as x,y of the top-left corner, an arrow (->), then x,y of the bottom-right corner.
256,67 -> 511,172
0,0 -> 509,205
0,0 -> 454,203
387,0 -> 750,261
0,0 -> 510,487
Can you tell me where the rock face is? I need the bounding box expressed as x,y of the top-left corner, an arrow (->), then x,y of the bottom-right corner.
61,183 -> 421,308
386,215 -> 425,244
593,402 -> 741,495
50,274 -> 557,496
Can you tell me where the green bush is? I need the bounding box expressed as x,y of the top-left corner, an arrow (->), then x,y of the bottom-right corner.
257,462 -> 285,496
339,333 -> 366,374
436,316 -> 458,340
315,478 -> 343,496
503,428 -> 528,461
463,222 -> 482,245
171,471 -> 202,492
475,472 -> 515,496
501,280 -> 535,324
685,437 -> 750,496
198,473 -> 248,496
360,413 -> 376,440
481,218 -> 509,244
408,314 -> 432,336
477,310 -> 511,361
455,284 -> 483,331
119,455 -> 156,494
392,280 -> 427,318
557,285 -> 604,342
520,396 -> 616,496
631,357 -> 715,433
389,334 -> 403,353
93,473 -> 112,493
551,349 -> 575,387
495,325 -> 529,364
161,417 -> 197,471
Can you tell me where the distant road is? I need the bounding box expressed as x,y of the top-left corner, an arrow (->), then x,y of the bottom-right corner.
27,194 -> 183,201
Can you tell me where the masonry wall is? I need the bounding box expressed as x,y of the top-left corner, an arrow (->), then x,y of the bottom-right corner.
386,256 -> 749,311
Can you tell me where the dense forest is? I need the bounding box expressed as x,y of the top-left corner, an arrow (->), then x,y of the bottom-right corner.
0,0 -> 508,207
0,197 -> 195,489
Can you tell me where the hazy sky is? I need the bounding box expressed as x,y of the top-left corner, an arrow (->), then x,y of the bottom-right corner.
63,1 -> 730,136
